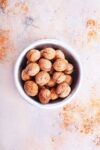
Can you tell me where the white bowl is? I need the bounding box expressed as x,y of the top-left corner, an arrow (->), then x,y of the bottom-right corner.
14,39 -> 82,109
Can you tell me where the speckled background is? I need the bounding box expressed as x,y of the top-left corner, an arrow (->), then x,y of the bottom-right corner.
0,0 -> 100,150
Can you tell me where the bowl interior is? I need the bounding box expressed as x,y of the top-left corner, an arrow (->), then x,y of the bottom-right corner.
18,42 -> 81,105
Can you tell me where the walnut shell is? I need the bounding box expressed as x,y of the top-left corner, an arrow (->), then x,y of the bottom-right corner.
55,50 -> 65,59
53,59 -> 68,71
39,58 -> 52,72
21,69 -> 30,81
24,80 -> 38,96
53,72 -> 66,84
39,88 -> 51,104
46,78 -> 56,87
26,49 -> 40,62
41,47 -> 56,60
25,63 -> 40,76
50,88 -> 58,100
35,71 -> 50,86
56,82 -> 71,98
64,63 -> 74,74
64,75 -> 73,85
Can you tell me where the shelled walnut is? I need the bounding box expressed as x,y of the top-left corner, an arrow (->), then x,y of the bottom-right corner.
56,82 -> 71,98
50,88 -> 58,100
39,58 -> 52,72
64,63 -> 74,74
55,50 -> 65,59
39,88 -> 51,104
21,69 -> 30,81
25,63 -> 40,76
53,59 -> 68,71
41,47 -> 56,60
53,72 -> 66,84
35,71 -> 50,86
26,49 -> 40,62
24,80 -> 38,96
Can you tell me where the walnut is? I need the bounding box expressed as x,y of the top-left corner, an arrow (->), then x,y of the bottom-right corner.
46,78 -> 56,87
24,80 -> 38,96
50,88 -> 58,100
41,47 -> 56,60
64,75 -> 73,85
56,82 -> 71,98
39,88 -> 51,104
64,63 -> 74,74
53,59 -> 68,71
39,58 -> 52,72
55,50 -> 65,59
26,49 -> 40,62
25,63 -> 40,76
35,71 -> 50,86
53,72 -> 66,84
21,69 -> 30,81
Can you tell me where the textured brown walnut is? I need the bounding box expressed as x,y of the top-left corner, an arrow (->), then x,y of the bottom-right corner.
21,69 -> 30,81
39,88 -> 51,104
53,72 -> 66,84
64,75 -> 73,85
26,49 -> 40,62
25,63 -> 40,76
41,47 -> 56,60
35,71 -> 50,86
56,82 -> 71,98
24,80 -> 38,96
53,59 -> 68,71
50,88 -> 58,100
64,63 -> 74,74
39,58 -> 52,72
46,78 -> 56,87
55,50 -> 65,59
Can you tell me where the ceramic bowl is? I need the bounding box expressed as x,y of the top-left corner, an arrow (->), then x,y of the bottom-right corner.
14,39 -> 82,109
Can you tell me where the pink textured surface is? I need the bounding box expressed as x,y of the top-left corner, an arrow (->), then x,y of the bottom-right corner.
0,0 -> 100,150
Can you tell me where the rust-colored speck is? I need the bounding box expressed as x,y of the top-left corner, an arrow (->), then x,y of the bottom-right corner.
59,104 -> 76,128
86,19 -> 96,27
0,30 -> 13,62
86,19 -> 99,42
14,2 -> 29,14
21,2 -> 29,13
93,136 -> 100,147
87,31 -> 96,39
0,30 -> 9,61
0,0 -> 8,9
0,31 -> 8,45
6,2 -> 29,15
51,134 -> 65,149
80,117 -> 94,134
60,99 -> 100,146
51,137 -> 56,142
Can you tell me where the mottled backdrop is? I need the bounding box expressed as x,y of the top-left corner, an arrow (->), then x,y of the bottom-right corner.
0,0 -> 100,150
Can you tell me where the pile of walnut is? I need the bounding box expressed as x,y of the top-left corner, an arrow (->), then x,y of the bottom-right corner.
21,48 -> 74,104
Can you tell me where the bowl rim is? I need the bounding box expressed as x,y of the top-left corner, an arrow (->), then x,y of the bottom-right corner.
14,39 -> 82,109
